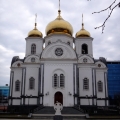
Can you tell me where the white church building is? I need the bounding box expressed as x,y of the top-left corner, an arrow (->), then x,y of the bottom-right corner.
9,9 -> 109,108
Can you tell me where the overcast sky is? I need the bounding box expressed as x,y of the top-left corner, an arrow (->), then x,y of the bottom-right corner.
0,0 -> 120,86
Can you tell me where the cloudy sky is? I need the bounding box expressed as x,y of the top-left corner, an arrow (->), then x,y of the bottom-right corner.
0,0 -> 120,86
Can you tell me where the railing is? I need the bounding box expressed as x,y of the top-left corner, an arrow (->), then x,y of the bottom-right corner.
33,105 -> 43,113
74,105 -> 84,113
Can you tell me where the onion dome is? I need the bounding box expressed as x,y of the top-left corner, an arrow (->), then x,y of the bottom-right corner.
76,23 -> 90,37
28,23 -> 43,37
45,10 -> 73,36
76,14 -> 90,38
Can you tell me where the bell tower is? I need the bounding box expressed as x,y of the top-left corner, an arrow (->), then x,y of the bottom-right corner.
25,14 -> 43,57
75,14 -> 93,57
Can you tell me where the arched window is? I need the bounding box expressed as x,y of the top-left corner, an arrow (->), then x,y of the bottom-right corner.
83,78 -> 89,90
31,44 -> 36,54
15,80 -> 20,91
53,74 -> 58,87
98,81 -> 103,92
82,44 -> 88,54
29,77 -> 35,89
60,74 -> 65,87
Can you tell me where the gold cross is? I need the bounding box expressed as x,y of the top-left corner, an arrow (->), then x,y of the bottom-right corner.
59,0 -> 60,10
35,13 -> 37,23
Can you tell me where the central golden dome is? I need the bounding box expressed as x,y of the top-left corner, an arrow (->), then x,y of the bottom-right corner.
45,10 -> 73,36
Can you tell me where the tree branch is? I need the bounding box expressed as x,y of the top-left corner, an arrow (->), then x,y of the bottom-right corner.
89,0 -> 120,33
92,0 -> 117,14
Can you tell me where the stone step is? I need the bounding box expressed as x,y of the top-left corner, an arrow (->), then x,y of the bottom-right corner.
34,107 -> 83,114
32,114 -> 86,119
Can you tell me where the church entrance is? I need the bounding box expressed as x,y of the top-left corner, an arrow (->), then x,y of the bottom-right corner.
54,92 -> 63,104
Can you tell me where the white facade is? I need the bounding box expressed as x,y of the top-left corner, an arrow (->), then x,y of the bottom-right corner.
9,13 -> 109,107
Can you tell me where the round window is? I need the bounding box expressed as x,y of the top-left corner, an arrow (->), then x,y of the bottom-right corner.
55,48 -> 63,56
83,58 -> 87,63
31,58 -> 35,62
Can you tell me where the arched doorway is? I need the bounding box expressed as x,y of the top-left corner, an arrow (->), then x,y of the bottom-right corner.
54,92 -> 63,104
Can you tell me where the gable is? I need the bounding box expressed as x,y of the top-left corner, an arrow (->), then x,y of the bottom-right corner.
41,40 -> 77,59
78,55 -> 94,63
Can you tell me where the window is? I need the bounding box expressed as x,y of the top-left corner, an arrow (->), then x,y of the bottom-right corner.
83,58 -> 87,63
29,77 -> 35,89
82,44 -> 88,54
60,74 -> 65,87
98,81 -> 103,92
53,74 -> 58,87
53,73 -> 65,88
83,78 -> 89,90
31,58 -> 35,62
31,44 -> 36,54
15,80 -> 20,91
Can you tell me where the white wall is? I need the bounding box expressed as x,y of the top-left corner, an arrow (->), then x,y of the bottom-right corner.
25,37 -> 43,57
75,37 -> 93,57
12,99 -> 20,105
12,68 -> 22,98
43,62 -> 74,107
79,67 -> 93,96
24,64 -> 39,100
96,70 -> 105,98
96,69 -> 107,106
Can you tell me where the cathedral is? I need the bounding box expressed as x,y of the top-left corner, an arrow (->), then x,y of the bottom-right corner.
9,9 -> 109,108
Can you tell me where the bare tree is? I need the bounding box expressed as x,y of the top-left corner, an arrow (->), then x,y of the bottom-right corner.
88,0 -> 120,33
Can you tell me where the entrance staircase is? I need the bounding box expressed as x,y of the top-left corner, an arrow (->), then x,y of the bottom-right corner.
31,106 -> 86,119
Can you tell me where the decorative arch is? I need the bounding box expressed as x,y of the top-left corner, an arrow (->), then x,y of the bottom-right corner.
82,44 -> 88,54
54,91 -> 63,104
95,61 -> 106,68
12,61 -> 23,67
78,55 -> 94,63
24,55 -> 39,63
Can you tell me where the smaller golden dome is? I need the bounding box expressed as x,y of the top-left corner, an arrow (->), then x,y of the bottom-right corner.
28,23 -> 43,37
76,23 -> 90,37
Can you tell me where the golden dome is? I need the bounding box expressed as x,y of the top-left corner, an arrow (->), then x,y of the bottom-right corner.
76,23 -> 90,37
45,10 -> 73,36
28,23 -> 43,37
